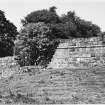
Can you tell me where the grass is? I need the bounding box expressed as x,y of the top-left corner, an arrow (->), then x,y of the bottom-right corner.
0,57 -> 105,103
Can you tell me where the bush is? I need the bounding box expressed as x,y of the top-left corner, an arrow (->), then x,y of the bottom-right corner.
15,22 -> 59,67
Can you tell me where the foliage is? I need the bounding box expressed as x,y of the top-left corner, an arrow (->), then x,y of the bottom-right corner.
16,6 -> 102,67
15,22 -> 59,67
22,7 -> 101,38
75,17 -> 101,37
21,7 -> 60,25
60,11 -> 101,38
0,10 -> 18,57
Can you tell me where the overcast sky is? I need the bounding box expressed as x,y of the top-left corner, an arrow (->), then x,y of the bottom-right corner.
0,0 -> 105,31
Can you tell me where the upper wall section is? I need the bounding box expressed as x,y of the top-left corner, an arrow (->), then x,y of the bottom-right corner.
48,37 -> 105,69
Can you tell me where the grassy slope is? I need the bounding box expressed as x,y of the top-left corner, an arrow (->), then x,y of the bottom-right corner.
0,59 -> 105,104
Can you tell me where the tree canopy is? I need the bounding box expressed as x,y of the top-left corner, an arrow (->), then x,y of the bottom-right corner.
0,10 -> 18,57
21,7 -> 101,38
21,7 -> 60,25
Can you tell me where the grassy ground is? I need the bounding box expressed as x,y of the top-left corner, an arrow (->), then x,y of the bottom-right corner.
0,57 -> 105,104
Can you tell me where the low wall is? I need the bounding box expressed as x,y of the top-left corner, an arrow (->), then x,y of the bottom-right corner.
48,37 -> 105,68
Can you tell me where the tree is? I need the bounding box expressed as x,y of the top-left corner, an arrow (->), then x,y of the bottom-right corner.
21,7 -> 101,39
49,6 -> 57,13
15,22 -> 59,67
0,10 -> 18,57
75,17 -> 101,37
21,7 -> 60,26
60,11 -> 101,38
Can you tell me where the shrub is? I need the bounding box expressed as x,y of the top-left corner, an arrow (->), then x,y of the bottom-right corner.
15,22 -> 59,67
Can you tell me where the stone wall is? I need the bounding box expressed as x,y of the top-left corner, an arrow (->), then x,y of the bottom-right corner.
48,37 -> 105,69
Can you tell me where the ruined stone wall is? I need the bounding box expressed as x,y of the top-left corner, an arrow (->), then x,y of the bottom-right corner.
48,37 -> 105,68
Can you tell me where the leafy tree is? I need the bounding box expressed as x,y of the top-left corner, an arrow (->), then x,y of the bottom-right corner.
21,7 -> 101,38
49,11 -> 78,38
60,11 -> 101,38
0,10 -> 18,57
21,7 -> 60,25
49,6 -> 57,13
75,17 -> 101,37
15,22 -> 59,67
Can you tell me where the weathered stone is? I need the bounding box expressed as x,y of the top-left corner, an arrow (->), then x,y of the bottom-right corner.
48,37 -> 105,69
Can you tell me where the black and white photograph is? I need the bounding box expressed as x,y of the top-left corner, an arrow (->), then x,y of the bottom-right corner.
0,0 -> 105,104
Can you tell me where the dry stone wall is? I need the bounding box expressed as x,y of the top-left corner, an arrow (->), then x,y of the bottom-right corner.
48,37 -> 105,69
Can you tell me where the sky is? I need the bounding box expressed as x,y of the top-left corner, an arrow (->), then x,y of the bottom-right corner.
0,0 -> 105,31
